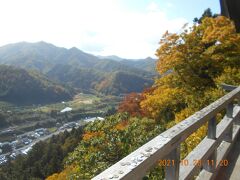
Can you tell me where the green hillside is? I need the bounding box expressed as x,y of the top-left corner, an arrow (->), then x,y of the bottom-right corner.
0,65 -> 73,104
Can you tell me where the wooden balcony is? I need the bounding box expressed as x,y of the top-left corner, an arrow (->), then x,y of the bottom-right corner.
93,86 -> 240,180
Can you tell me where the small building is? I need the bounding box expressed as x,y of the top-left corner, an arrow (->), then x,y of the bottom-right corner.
33,132 -> 41,138
35,128 -> 46,132
56,122 -> 61,128
84,117 -> 105,123
34,128 -> 49,136
21,138 -> 31,145
10,150 -> 21,159
10,140 -> 18,148
0,142 -> 11,148
0,155 -> 7,165
65,122 -> 78,128
21,146 -> 32,155
60,107 -> 72,113
0,142 -> 12,154
17,134 -> 28,139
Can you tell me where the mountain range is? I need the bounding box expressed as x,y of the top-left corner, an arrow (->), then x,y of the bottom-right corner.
0,41 -> 157,104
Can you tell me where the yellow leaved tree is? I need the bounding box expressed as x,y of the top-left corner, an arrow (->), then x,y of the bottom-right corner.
141,16 -> 240,154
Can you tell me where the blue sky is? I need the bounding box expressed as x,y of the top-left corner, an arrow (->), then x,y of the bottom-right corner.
122,0 -> 220,20
0,0 -> 221,58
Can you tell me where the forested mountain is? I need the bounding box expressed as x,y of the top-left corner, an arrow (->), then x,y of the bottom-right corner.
47,64 -> 105,92
0,42 -> 156,96
0,65 -> 73,104
95,71 -> 153,95
120,57 -> 156,72
47,64 -> 153,95
92,58 -> 155,76
0,42 -> 62,72
98,55 -> 157,72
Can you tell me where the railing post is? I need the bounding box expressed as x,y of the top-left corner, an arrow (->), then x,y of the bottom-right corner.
224,102 -> 233,142
238,96 -> 240,106
165,145 -> 180,180
237,96 -> 240,125
226,102 -> 233,118
207,116 -> 216,139
203,116 -> 217,172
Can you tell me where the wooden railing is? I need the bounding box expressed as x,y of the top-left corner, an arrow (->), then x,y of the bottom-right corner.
93,86 -> 240,180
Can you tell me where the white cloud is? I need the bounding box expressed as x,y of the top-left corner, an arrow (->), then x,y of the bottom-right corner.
0,0 -> 187,59
147,2 -> 159,12
166,2 -> 174,8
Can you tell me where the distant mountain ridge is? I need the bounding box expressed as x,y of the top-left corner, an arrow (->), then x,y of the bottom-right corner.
120,57 -> 156,72
98,55 -> 157,72
98,55 -> 123,61
0,42 -> 157,97
0,41 -> 100,72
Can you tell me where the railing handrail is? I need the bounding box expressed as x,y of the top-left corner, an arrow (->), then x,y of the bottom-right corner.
221,83 -> 238,92
93,86 -> 240,180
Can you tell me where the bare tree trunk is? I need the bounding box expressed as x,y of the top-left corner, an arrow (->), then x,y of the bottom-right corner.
220,0 -> 240,32
220,0 -> 230,17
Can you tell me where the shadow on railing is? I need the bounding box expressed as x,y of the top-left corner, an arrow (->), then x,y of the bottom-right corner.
93,86 -> 240,180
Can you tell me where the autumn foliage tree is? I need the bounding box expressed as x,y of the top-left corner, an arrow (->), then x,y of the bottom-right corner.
47,114 -> 163,179
118,92 -> 145,116
141,16 -> 240,152
142,16 -> 240,120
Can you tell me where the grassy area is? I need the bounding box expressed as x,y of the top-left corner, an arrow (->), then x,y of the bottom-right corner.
35,93 -> 101,113
48,127 -> 57,133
